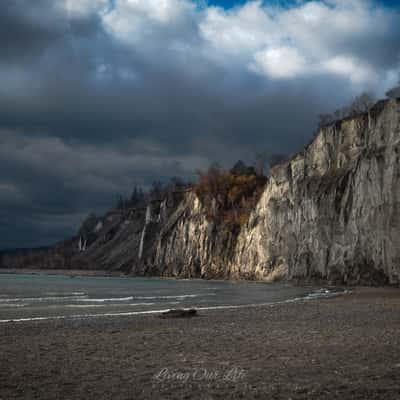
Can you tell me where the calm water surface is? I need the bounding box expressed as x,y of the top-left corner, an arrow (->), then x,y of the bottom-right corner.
0,273 -> 336,322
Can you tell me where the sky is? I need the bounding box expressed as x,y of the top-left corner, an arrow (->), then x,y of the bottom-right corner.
0,0 -> 399,250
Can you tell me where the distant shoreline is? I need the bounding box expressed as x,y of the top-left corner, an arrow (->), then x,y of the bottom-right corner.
0,268 -> 118,278
0,268 -> 231,282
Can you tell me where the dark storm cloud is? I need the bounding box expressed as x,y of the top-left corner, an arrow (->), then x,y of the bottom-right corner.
0,0 -> 399,249
0,1 -> 104,63
0,1 -> 64,62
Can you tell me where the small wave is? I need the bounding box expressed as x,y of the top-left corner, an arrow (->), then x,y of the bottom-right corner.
78,296 -> 135,303
282,288 -> 349,303
63,302 -> 156,308
303,288 -> 348,300
0,309 -> 174,323
44,292 -> 86,296
133,293 -> 216,300
0,303 -> 27,308
61,301 -> 180,308
76,293 -> 215,302
0,295 -> 88,303
0,293 -> 212,304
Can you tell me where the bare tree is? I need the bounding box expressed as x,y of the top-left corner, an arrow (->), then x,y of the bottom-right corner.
128,186 -> 145,207
148,180 -> 164,201
115,194 -> 125,210
207,162 -> 223,197
318,113 -> 335,128
255,152 -> 268,176
317,91 -> 375,128
348,92 -> 375,116
268,153 -> 286,168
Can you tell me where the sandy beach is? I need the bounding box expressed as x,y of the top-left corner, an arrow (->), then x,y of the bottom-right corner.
0,287 -> 399,400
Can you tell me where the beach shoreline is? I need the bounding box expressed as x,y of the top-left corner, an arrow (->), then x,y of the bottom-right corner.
0,267 -> 120,277
0,287 -> 399,399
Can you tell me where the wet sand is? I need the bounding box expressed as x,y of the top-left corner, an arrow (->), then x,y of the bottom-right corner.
0,287 -> 399,399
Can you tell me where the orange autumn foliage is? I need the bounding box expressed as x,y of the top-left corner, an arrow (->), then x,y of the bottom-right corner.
195,165 -> 267,228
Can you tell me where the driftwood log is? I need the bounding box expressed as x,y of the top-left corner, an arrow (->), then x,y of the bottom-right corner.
159,309 -> 197,319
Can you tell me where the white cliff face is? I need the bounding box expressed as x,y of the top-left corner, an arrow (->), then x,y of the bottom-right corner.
152,194 -> 237,278
233,99 -> 400,284
152,99 -> 400,284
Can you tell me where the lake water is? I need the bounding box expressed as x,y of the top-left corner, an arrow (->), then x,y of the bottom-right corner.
0,273 -> 339,322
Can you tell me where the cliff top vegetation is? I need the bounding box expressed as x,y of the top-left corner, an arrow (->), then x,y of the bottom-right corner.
195,162 -> 268,228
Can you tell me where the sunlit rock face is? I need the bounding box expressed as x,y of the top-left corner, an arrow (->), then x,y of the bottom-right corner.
234,98 -> 400,284
150,98 -> 400,284
149,193 -> 238,279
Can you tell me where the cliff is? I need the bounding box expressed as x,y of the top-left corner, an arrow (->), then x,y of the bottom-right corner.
2,98 -> 399,285
149,98 -> 400,284
233,98 -> 400,284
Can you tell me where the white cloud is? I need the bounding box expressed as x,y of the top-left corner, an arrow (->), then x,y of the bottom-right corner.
251,46 -> 307,79
323,55 -> 377,84
196,0 -> 399,85
92,0 -> 400,88
102,0 -> 195,44
199,1 -> 274,57
124,0 -> 192,23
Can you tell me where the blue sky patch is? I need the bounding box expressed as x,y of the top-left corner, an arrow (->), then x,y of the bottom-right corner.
206,0 -> 400,9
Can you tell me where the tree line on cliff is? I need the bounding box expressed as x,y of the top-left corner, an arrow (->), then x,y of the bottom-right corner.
318,82 -> 400,128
